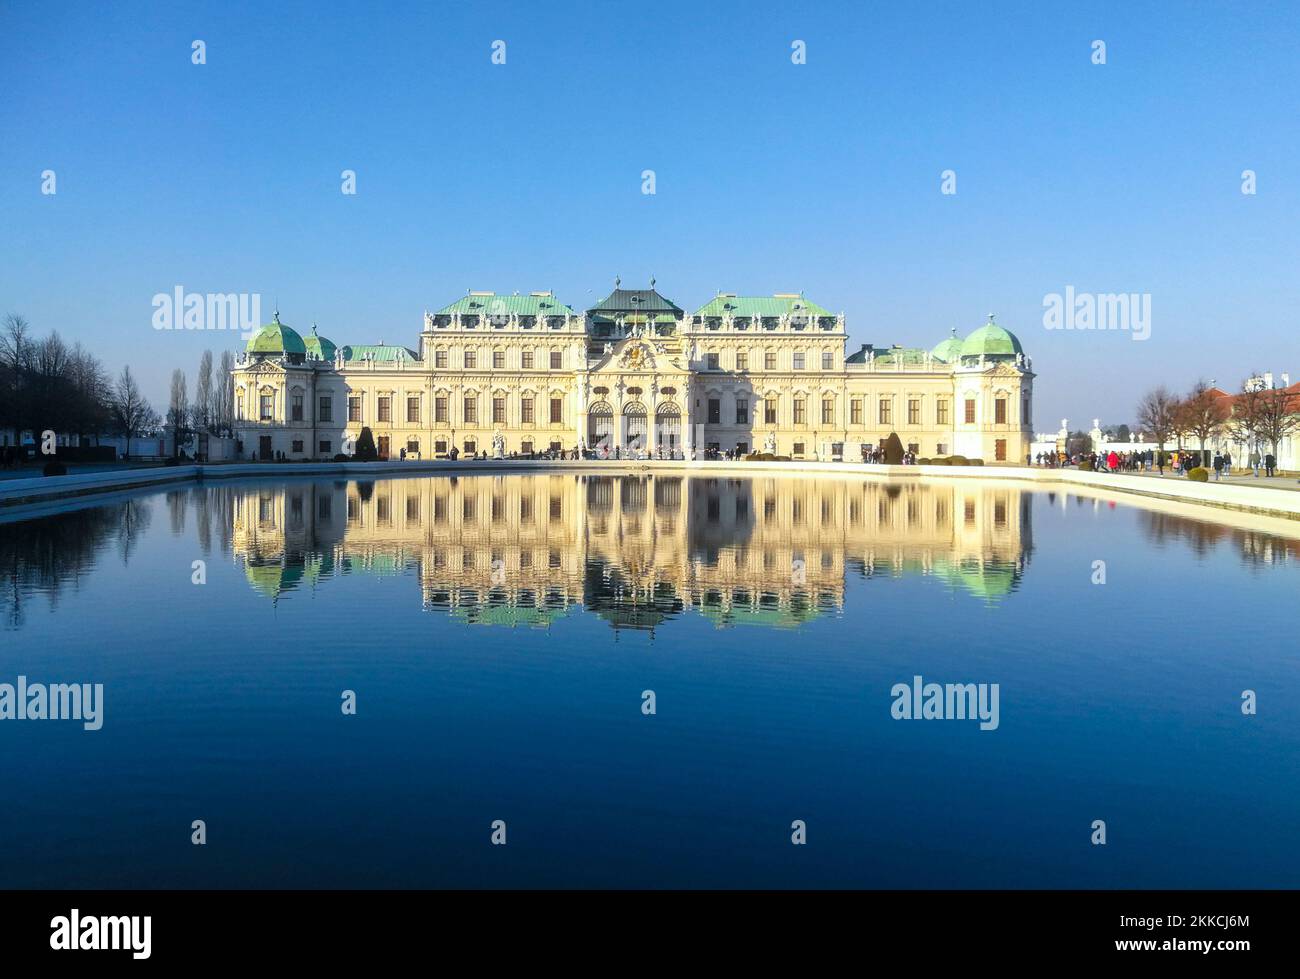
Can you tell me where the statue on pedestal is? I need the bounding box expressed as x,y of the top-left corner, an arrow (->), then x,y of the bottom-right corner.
492,430 -> 505,459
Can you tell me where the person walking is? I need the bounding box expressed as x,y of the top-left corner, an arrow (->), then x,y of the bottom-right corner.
1250,448 -> 1261,477
1213,452 -> 1224,481
1265,451 -> 1276,477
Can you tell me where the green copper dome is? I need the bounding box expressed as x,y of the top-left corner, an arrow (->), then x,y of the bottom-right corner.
246,312 -> 307,356
931,329 -> 964,363
959,316 -> 1023,361
303,325 -> 337,361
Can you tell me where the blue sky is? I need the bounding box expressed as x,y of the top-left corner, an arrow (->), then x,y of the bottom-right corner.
2,0 -> 1298,424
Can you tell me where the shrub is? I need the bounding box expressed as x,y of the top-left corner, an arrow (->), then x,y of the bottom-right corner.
163,457 -> 180,467
947,455 -> 969,466
930,457 -> 950,466
917,458 -> 932,466
969,459 -> 984,466
333,453 -> 349,463
1079,460 -> 1094,471
42,460 -> 68,477
354,427 -> 378,462
1187,466 -> 1210,482
882,433 -> 905,464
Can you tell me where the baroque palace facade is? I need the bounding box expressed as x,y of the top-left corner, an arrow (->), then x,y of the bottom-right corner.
231,281 -> 1035,463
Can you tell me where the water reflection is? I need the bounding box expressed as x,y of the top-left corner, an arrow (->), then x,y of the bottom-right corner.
228,475 -> 1034,630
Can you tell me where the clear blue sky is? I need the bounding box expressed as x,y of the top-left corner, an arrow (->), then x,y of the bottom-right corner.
3,0 -> 1298,425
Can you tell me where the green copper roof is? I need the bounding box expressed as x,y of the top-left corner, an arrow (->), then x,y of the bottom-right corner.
960,317 -> 1024,360
931,330 -> 964,363
246,313 -> 307,355
693,294 -> 833,318
588,282 -> 683,319
435,292 -> 575,317
304,325 -> 337,361
872,345 -> 930,367
340,344 -> 420,363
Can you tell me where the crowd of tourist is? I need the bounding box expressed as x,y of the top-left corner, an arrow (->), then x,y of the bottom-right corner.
1031,447 -> 1282,479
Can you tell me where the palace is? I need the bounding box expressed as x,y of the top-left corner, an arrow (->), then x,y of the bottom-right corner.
230,281 -> 1034,463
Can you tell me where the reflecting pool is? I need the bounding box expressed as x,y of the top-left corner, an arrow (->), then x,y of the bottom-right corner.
1,472 -> 1297,887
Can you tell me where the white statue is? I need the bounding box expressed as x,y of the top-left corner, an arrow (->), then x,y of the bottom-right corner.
492,430 -> 505,459
764,431 -> 778,455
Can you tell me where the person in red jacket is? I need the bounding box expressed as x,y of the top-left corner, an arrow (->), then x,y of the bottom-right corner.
1107,450 -> 1119,472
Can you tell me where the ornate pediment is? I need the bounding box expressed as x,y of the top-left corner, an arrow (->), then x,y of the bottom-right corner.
591,337 -> 686,375
985,362 -> 1023,377
245,361 -> 286,376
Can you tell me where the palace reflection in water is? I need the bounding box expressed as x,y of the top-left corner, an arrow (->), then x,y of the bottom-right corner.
229,474 -> 1034,629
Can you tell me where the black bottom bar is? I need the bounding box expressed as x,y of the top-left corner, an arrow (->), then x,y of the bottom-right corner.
0,889 -> 1277,964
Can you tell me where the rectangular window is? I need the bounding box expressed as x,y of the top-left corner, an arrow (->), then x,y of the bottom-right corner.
463,396 -> 477,424
707,399 -> 721,424
493,397 -> 506,424
822,351 -> 833,370
965,399 -> 976,424
319,440 -> 330,454
260,394 -> 273,421
995,438 -> 1007,461
879,399 -> 892,425
377,396 -> 391,423
291,393 -> 303,421
793,399 -> 806,425
406,439 -> 419,455
522,350 -> 534,370
348,397 -> 361,423
549,350 -> 562,370
936,443 -> 948,456
736,351 -> 748,371
291,439 -> 303,453
521,440 -> 533,455
706,353 -> 719,371
464,349 -> 476,369
995,398 -> 1007,424
764,398 -> 777,424
937,399 -> 949,425
550,397 -> 563,423
1023,396 -> 1031,426
793,352 -> 805,370
435,397 -> 448,424
908,399 -> 920,425
434,439 -> 447,455
821,398 -> 834,425
793,441 -> 806,457
736,399 -> 749,424
493,350 -> 505,370
435,350 -> 448,369
764,351 -> 777,370
318,396 -> 332,422
851,399 -> 862,425
521,398 -> 534,424
464,440 -> 476,456
407,396 -> 420,423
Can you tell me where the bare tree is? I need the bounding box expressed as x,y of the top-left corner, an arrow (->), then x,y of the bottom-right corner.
0,313 -> 32,371
193,350 -> 213,433
1253,385 -> 1300,467
1176,380 -> 1230,459
1136,385 -> 1178,454
110,366 -> 160,459
168,369 -> 189,458
216,350 -> 235,436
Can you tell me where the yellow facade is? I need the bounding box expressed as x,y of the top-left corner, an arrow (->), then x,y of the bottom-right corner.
232,290 -> 1035,464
